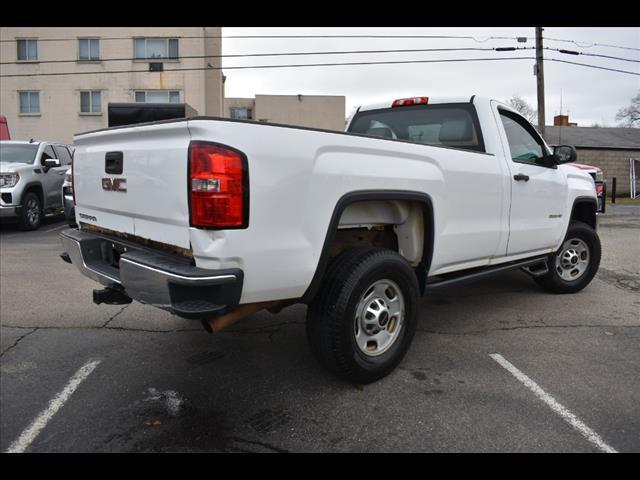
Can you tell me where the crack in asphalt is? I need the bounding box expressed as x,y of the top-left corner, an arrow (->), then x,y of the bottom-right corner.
596,268 -> 640,293
0,319 -> 307,335
225,436 -> 290,453
101,304 -> 131,328
0,327 -> 38,358
2,322 -> 638,339
2,324 -> 202,334
225,320 -> 305,334
417,323 -> 640,335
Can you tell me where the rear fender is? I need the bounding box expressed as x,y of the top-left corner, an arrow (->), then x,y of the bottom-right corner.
300,190 -> 434,303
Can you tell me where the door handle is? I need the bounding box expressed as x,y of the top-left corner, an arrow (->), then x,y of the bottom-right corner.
513,173 -> 530,182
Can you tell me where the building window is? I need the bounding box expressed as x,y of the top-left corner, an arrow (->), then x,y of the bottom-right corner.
134,90 -> 180,103
19,91 -> 40,114
80,91 -> 102,113
79,38 -> 100,61
230,108 -> 252,120
17,39 -> 38,61
134,38 -> 179,60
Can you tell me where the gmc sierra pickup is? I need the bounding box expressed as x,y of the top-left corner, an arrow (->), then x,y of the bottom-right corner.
60,95 -> 602,383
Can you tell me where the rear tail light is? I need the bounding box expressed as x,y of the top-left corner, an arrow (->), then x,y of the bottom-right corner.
189,141 -> 248,228
392,97 -> 429,107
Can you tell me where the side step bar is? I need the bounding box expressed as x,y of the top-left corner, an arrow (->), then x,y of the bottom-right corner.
424,256 -> 549,292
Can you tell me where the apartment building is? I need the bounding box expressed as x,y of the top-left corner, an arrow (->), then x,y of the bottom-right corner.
0,27 -> 224,143
224,94 -> 346,131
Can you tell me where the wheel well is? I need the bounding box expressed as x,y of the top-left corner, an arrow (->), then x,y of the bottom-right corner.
332,199 -> 425,267
571,200 -> 596,229
301,192 -> 434,304
22,184 -> 44,208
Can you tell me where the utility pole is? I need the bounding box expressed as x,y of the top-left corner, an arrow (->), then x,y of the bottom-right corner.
535,26 -> 546,135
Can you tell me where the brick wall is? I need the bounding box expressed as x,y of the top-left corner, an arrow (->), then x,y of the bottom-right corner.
575,148 -> 640,196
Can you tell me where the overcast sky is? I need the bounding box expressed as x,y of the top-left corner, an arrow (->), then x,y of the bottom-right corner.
221,27 -> 639,127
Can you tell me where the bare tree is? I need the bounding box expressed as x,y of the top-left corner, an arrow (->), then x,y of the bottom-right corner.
615,91 -> 640,128
507,95 -> 537,124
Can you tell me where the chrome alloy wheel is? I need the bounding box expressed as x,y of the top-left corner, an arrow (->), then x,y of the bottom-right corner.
555,237 -> 590,281
25,197 -> 40,227
354,279 -> 405,357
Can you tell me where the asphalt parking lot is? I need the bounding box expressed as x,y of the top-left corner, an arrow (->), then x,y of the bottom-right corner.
1,206 -> 639,453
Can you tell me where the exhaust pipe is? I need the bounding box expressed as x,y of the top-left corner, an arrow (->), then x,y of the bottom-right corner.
201,299 -> 295,333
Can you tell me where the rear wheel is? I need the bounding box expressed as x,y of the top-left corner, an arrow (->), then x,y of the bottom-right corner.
534,221 -> 601,294
17,192 -> 42,231
306,248 -> 420,384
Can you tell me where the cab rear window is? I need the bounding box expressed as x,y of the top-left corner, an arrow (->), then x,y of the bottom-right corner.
348,104 -> 485,152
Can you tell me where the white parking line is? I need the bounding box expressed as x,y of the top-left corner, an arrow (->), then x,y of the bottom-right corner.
6,359 -> 101,453
489,353 -> 618,453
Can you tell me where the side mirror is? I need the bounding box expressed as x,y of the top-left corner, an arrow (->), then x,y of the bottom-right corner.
43,158 -> 61,169
553,145 -> 577,164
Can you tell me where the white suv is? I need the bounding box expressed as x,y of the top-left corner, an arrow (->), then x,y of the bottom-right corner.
0,140 -> 74,230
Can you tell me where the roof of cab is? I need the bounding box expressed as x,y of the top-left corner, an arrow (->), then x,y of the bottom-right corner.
0,140 -> 40,145
356,95 -> 478,113
0,140 -> 72,146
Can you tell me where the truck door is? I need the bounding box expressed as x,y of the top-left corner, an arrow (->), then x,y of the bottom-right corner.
494,107 -> 568,256
39,145 -> 67,209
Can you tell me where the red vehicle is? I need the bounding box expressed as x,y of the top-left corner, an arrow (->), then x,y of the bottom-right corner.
0,115 -> 10,141
566,163 -> 606,213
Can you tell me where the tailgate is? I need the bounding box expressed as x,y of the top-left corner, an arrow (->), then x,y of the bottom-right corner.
73,121 -> 192,249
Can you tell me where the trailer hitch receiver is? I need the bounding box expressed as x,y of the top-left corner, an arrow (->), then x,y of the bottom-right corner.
93,287 -> 133,305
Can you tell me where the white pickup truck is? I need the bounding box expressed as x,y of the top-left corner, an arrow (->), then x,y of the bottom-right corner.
60,95 -> 601,383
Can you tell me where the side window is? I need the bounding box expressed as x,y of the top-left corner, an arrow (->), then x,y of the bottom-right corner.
499,111 -> 547,166
53,145 -> 72,165
40,145 -> 56,165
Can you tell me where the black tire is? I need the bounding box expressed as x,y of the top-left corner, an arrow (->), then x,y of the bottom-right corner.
534,220 -> 601,294
306,247 -> 420,384
17,192 -> 42,231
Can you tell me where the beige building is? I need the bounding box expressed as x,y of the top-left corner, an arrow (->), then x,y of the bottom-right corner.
0,27 -> 224,143
224,94 -> 346,131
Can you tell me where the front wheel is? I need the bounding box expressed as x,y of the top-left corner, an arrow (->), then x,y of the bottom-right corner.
306,248 -> 420,384
17,192 -> 42,231
534,221 -> 601,294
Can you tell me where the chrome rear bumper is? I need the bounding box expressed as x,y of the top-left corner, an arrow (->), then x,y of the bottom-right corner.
60,228 -> 243,319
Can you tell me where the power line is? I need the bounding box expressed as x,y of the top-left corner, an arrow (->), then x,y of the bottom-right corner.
2,33 -> 637,51
544,47 -> 640,63
2,33 -> 637,52
0,46 -> 531,66
1,55 -> 638,78
544,36 -> 640,52
3,43 -> 636,67
3,45 -> 635,67
0,56 -> 538,77
547,58 -> 640,75
0,34 -> 524,43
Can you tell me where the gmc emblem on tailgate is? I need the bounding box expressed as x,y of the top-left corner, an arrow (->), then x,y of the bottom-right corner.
102,177 -> 127,192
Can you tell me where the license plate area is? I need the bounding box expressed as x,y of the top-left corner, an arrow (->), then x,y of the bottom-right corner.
99,239 -> 128,270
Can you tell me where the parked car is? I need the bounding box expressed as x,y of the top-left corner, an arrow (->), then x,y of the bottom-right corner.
565,163 -> 606,213
0,140 -> 74,230
62,167 -> 76,227
60,95 -> 601,384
